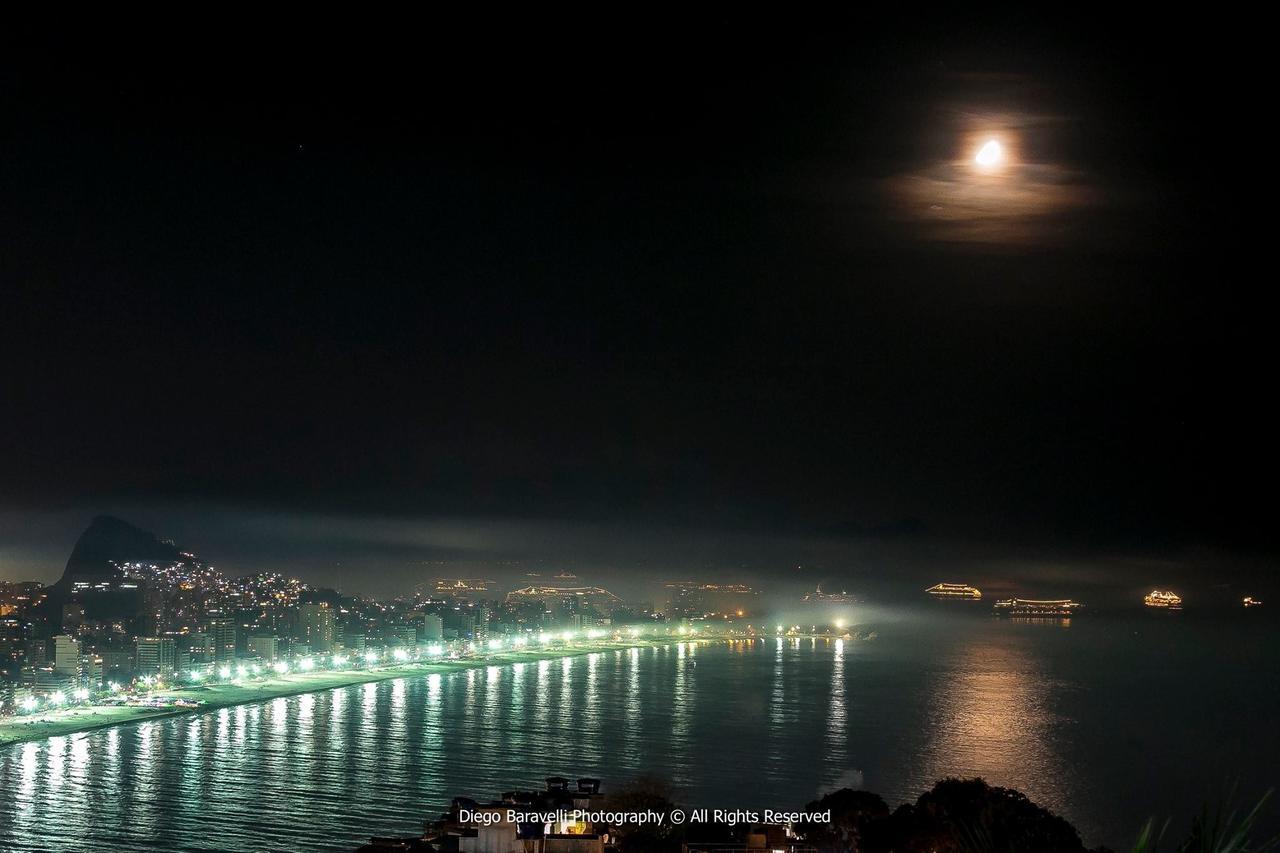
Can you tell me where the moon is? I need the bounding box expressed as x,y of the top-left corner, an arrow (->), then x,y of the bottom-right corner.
975,139 -> 1004,169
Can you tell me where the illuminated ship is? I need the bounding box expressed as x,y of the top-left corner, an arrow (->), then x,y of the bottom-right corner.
993,598 -> 1081,618
802,584 -> 858,603
1243,596 -> 1263,608
925,583 -> 982,600
1143,589 -> 1182,609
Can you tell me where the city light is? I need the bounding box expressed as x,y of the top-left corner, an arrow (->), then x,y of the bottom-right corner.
0,46 -> 1257,853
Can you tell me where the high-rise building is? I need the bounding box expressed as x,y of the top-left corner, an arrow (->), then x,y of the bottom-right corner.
0,617 -> 29,674
79,655 -> 103,689
207,611 -> 237,662
443,605 -> 489,641
419,613 -> 444,641
181,632 -> 214,664
100,649 -> 133,684
298,603 -> 336,653
391,626 -> 416,650
135,637 -> 176,678
247,635 -> 278,662
53,634 -> 81,675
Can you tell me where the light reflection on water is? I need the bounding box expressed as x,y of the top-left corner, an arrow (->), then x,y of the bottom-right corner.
1,614 -> 1277,851
912,636 -> 1066,812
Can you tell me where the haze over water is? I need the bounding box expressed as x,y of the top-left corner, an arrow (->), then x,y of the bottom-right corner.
1,607 -> 1276,851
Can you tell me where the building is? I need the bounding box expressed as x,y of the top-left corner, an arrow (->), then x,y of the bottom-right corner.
0,616 -> 30,675
206,611 -> 237,662
443,605 -> 488,641
181,632 -> 214,664
135,637 -> 176,678
24,667 -> 78,697
419,613 -> 444,641
78,655 -> 103,689
389,626 -> 417,651
247,635 -> 279,662
52,634 -> 81,675
297,603 -> 336,653
99,649 -> 133,684
417,777 -> 608,853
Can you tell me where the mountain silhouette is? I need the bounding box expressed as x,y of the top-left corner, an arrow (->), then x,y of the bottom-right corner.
58,515 -> 185,587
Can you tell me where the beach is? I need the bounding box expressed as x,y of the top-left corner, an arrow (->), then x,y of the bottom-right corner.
0,638 -> 672,746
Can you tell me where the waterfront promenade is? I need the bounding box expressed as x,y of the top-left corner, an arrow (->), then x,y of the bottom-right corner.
0,638 -> 674,746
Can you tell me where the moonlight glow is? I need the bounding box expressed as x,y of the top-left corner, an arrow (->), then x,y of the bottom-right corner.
975,139 -> 1004,169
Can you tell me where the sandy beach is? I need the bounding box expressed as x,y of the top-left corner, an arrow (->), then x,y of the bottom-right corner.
0,638 -> 673,747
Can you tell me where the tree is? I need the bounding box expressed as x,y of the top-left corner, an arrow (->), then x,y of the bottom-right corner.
865,777 -> 1090,853
794,788 -> 890,852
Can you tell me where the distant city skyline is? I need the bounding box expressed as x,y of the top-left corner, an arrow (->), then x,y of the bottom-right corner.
0,509 -> 1265,607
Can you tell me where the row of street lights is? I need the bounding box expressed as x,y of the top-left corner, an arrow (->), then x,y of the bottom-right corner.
13,626 -> 652,715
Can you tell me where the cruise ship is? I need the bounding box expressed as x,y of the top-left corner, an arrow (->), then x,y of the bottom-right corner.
925,583 -> 982,600
1144,589 -> 1183,609
993,598 -> 1082,618
1243,596 -> 1264,608
802,584 -> 858,604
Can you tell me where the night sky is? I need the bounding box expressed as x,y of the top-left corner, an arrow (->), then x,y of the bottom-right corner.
1,18 -> 1272,595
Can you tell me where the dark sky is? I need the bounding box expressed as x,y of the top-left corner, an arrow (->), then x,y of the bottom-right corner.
1,17 -> 1273,593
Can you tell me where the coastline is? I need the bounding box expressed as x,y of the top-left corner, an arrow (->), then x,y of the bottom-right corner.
0,638 -> 674,747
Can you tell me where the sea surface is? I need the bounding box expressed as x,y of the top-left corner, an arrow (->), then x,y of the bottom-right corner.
2,606 -> 1277,851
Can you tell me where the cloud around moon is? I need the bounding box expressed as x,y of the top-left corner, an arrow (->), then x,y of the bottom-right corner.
884,158 -> 1103,247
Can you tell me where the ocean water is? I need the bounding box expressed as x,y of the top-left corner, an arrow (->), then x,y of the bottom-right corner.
1,607 -> 1277,851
